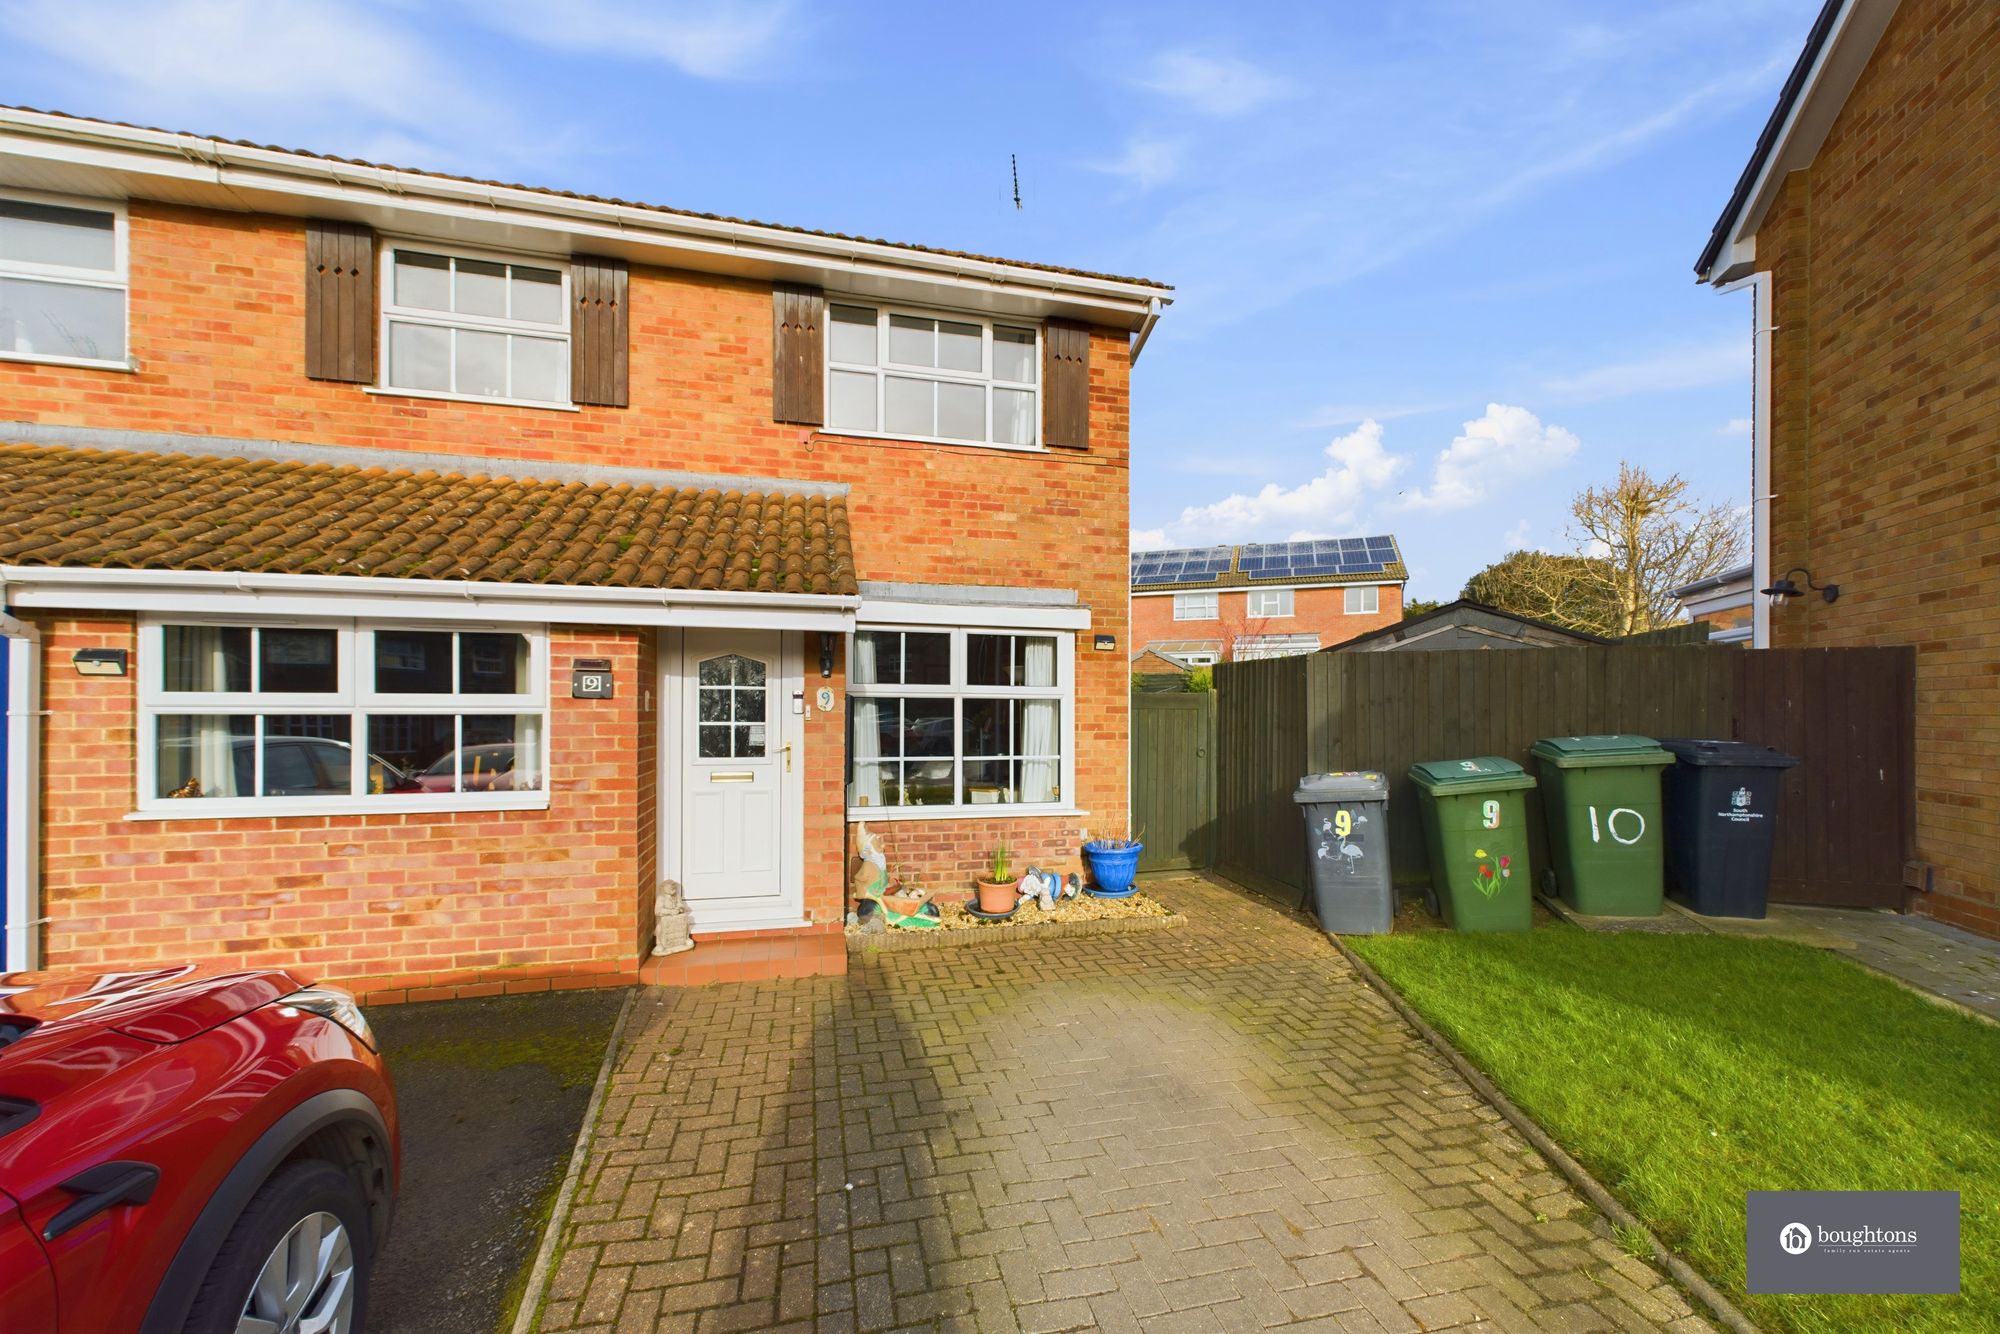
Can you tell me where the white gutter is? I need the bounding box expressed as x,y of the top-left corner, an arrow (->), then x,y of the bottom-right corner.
1129,297 -> 1164,365
0,567 -> 860,631
0,108 -> 1168,325
1,611 -> 40,972
1716,274 -> 1776,649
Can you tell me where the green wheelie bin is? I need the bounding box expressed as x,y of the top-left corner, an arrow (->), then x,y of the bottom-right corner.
1529,735 -> 1673,916
1408,758 -> 1537,932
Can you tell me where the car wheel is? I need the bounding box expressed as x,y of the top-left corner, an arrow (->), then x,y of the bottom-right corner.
183,1159 -> 370,1334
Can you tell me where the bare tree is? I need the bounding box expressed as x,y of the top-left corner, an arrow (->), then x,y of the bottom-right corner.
1461,550 -> 1623,636
1569,462 -> 1745,635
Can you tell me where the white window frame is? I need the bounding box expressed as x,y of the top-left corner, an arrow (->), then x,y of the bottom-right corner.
845,626 -> 1076,820
1177,651 -> 1219,668
375,239 -> 575,410
1344,585 -> 1381,615
135,615 -> 551,819
1172,591 -> 1219,621
0,189 -> 130,371
824,298 -> 1042,451
1247,588 -> 1294,618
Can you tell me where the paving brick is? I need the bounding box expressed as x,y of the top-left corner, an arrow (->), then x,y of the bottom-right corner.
534,874 -> 1712,1332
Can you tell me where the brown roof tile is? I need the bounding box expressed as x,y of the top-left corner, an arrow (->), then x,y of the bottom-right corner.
0,443 -> 856,597
5,105 -> 1171,292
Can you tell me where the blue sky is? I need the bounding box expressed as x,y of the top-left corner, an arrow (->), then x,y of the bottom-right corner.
0,0 -> 1820,599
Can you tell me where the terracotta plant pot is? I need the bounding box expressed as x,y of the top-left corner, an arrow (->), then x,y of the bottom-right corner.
974,878 -> 1019,915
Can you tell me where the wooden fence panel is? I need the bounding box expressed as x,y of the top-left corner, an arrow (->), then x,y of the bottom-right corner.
1213,646 -> 1913,909
1131,692 -> 1215,871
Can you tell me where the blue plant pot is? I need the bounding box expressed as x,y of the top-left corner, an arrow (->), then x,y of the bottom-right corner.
1083,840 -> 1143,896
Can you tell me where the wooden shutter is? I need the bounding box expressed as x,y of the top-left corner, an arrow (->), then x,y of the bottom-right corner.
304,220 -> 375,383
1043,320 -> 1091,449
571,256 -> 629,408
772,284 -> 826,425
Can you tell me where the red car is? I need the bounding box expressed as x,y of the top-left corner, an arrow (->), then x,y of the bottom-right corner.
0,966 -> 398,1334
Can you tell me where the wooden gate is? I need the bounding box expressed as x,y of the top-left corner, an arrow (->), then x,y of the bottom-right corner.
1131,691 -> 1215,871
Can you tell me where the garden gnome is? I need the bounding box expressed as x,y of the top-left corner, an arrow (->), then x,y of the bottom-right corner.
850,822 -> 889,907
653,879 -> 694,956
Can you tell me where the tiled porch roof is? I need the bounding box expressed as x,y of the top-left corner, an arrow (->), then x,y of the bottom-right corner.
0,442 -> 857,596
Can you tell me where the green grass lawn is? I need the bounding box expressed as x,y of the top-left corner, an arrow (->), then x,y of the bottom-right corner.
1347,921 -> 1998,1334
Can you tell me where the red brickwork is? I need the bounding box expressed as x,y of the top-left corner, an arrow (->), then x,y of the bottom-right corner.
29,615 -> 648,1002
3,199 -> 1134,984
1754,0 -> 2000,935
1131,583 -> 1404,660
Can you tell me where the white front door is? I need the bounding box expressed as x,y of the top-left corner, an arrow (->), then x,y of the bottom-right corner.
678,628 -> 789,921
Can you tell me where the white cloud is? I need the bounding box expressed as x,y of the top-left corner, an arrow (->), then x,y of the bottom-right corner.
1720,417 -> 1752,437
1139,420 -> 1404,547
2,0 -> 490,142
1131,527 -> 1172,551
1543,335 -> 1746,402
1086,137 -> 1186,191
1400,404 -> 1580,511
1135,51 -> 1294,117
472,0 -> 795,79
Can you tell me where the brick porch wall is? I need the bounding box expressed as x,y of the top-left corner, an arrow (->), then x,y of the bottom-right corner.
1755,0 -> 2000,936
31,615 -> 652,1002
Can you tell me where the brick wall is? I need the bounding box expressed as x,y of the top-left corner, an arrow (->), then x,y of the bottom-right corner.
1755,0 -> 2000,935
2,198 -> 1135,965
31,616 -> 649,1001
1131,583 -> 1403,659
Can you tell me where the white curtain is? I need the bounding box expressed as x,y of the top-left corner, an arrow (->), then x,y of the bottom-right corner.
158,715 -> 242,798
850,635 -> 884,806
1019,637 -> 1059,802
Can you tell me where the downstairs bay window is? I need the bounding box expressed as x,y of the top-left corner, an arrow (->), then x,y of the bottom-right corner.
138,620 -> 548,816
846,628 -> 1073,815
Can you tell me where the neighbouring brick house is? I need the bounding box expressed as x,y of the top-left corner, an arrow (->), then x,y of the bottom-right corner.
1696,0 -> 1998,936
0,106 -> 1168,994
1129,538 -> 1406,663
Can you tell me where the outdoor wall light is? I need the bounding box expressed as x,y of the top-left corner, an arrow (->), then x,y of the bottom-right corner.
818,632 -> 834,678
1761,567 -> 1840,604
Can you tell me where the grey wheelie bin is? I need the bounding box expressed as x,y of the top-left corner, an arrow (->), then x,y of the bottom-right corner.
1293,771 -> 1393,935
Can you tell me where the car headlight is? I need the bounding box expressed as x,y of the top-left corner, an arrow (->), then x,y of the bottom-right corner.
276,985 -> 376,1052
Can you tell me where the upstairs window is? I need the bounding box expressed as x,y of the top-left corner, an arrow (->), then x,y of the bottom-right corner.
381,245 -> 569,406
1344,585 -> 1381,615
826,302 -> 1039,448
0,193 -> 127,368
1173,592 -> 1218,621
1247,588 -> 1294,618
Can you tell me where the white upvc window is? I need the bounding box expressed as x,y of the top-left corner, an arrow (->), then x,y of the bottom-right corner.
825,301 -> 1040,448
1172,591 -> 1218,621
1178,651 -> 1219,667
1344,585 -> 1381,614
846,627 -> 1074,816
0,191 -> 128,369
1248,588 -> 1294,618
380,243 -> 570,407
137,618 -> 550,818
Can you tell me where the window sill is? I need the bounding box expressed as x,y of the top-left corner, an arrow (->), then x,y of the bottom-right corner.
820,427 -> 1047,454
0,349 -> 134,373
366,386 -> 580,413
844,805 -> 1086,823
127,792 -> 553,821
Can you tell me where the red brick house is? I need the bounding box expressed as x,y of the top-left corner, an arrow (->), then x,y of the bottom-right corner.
0,106 -> 1168,994
1130,538 -> 1406,663
1696,0 -> 1997,935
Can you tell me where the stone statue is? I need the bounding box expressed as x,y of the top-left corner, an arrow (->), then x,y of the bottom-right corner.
653,878 -> 694,956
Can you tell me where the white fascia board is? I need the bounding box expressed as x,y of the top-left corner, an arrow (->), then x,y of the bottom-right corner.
0,110 -> 1164,328
856,598 -> 1091,631
0,567 -> 858,631
1700,0 -> 1901,285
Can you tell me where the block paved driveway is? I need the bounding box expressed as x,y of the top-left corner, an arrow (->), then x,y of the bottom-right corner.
537,875 -> 1712,1333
